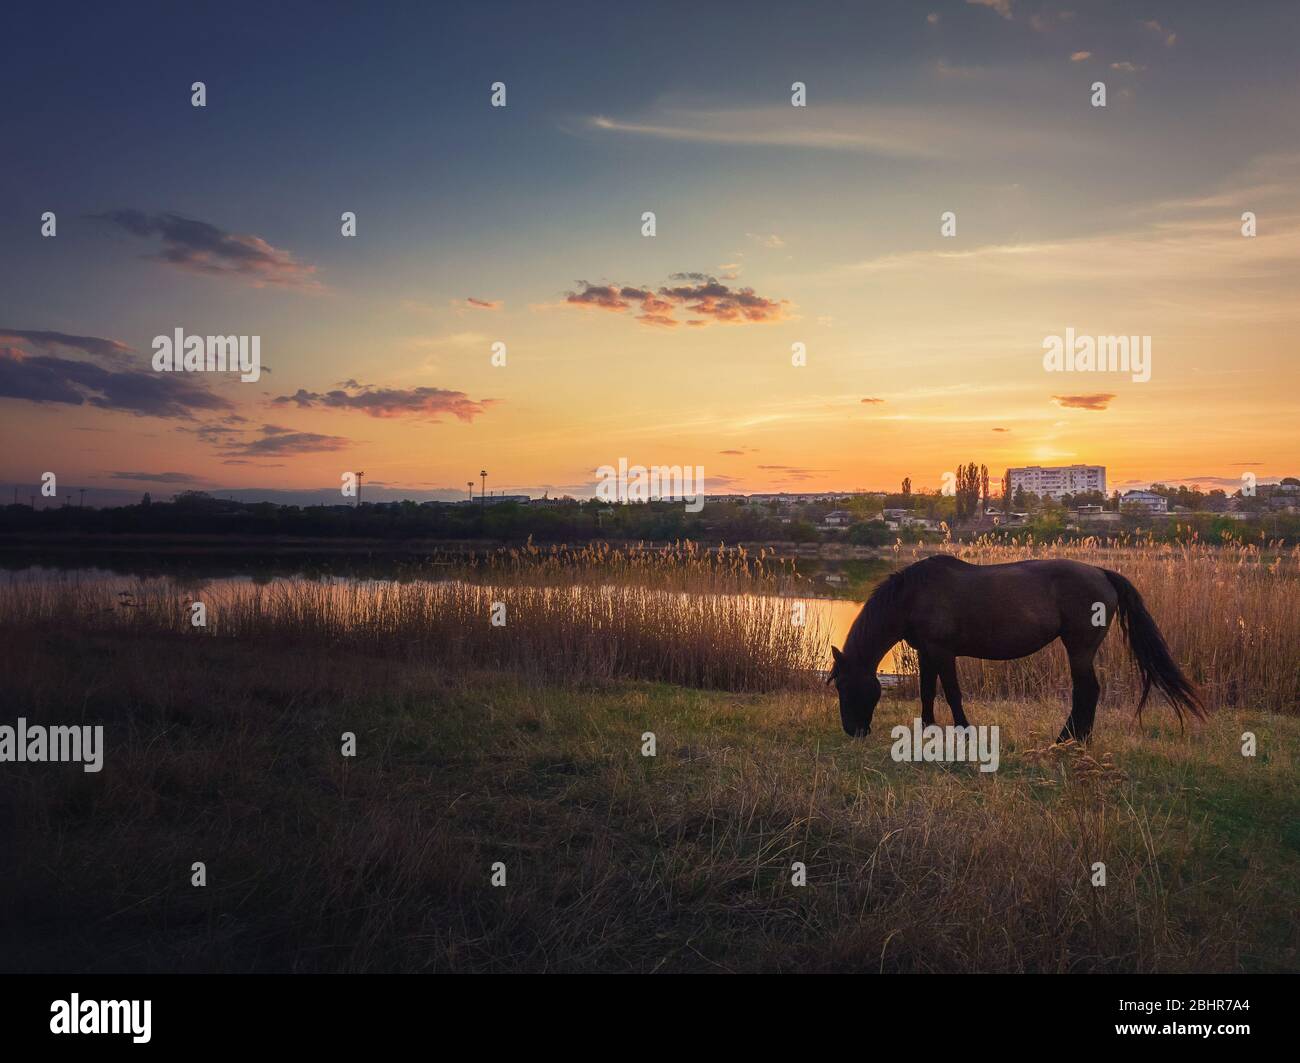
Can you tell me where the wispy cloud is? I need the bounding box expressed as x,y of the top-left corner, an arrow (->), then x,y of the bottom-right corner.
91,210 -> 324,292
1140,19 -> 1177,48
219,424 -> 350,457
584,109 -> 948,159
0,329 -> 134,367
966,0 -> 1012,21
273,381 -> 499,421
1053,393 -> 1115,411
109,470 -> 210,484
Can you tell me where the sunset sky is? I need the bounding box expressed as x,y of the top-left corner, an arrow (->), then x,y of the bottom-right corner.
2,1 -> 1298,505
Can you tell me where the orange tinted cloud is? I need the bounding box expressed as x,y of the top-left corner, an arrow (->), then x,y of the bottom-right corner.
1052,393 -> 1115,410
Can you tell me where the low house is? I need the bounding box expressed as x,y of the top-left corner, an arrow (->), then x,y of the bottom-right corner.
1122,490 -> 1169,513
823,509 -> 854,528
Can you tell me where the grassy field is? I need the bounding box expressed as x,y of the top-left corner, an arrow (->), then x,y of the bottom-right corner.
2,628 -> 1296,973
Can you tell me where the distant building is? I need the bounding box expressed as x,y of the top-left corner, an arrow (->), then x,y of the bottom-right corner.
1121,490 -> 1168,513
749,492 -> 851,505
1006,464 -> 1106,500
823,510 -> 854,527
884,513 -> 940,531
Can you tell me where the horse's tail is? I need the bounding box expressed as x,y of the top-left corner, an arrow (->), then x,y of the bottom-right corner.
1103,569 -> 1206,724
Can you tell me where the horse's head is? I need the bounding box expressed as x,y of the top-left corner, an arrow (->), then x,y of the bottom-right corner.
828,646 -> 880,737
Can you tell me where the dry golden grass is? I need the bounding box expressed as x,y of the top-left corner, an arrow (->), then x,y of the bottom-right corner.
0,551 -> 822,692
2,536 -> 1295,708
1,625 -> 1293,973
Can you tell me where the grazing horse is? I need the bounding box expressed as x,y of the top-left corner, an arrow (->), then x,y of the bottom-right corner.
828,555 -> 1204,742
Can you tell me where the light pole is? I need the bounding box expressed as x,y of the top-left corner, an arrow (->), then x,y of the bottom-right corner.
356,471 -> 365,508
467,481 -> 474,502
479,469 -> 487,506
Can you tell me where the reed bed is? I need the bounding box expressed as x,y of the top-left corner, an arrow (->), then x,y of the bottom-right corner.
1,535 -> 1295,708
454,538 -> 803,592
0,574 -> 824,693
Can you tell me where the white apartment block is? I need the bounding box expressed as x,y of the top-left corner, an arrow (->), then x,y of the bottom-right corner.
1006,465 -> 1106,500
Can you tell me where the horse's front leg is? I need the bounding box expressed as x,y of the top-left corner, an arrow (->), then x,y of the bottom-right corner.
919,652 -> 937,727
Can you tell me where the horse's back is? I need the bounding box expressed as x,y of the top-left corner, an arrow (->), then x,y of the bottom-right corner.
898,555 -> 1114,659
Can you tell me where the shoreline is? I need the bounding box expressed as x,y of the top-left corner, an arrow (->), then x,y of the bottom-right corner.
0,532 -> 915,561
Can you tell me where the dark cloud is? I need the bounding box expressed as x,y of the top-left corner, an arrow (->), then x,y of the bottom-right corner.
1052,393 -> 1115,410
657,276 -> 788,323
90,210 -> 322,291
565,283 -> 633,311
273,382 -> 497,422
756,464 -> 833,481
860,397 -> 885,404
0,329 -> 134,367
466,297 -> 502,310
109,471 -> 209,484
0,342 -> 233,419
178,414 -> 250,446
219,424 -> 350,457
565,275 -> 789,327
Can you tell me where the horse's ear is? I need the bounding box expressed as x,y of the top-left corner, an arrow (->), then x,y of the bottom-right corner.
831,646 -> 844,663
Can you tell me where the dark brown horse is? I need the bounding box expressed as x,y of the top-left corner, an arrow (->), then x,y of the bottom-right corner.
828,555 -> 1204,742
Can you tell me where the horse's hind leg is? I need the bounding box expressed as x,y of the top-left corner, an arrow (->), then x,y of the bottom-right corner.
1057,639 -> 1102,743
919,652 -> 938,726
936,655 -> 970,727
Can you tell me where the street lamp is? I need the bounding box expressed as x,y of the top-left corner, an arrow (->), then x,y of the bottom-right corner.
479,469 -> 487,505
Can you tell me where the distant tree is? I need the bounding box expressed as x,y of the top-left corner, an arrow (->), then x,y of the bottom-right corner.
141,492 -> 151,507
953,462 -> 981,521
847,520 -> 892,546
901,477 -> 912,498
788,519 -> 818,543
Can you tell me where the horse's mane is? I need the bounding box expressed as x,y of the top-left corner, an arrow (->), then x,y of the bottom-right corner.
843,567 -> 911,662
